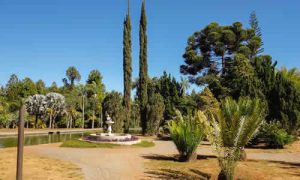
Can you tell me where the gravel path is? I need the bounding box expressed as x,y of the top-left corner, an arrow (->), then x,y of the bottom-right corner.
28,140 -> 300,180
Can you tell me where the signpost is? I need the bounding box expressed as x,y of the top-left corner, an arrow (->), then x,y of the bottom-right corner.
16,105 -> 25,180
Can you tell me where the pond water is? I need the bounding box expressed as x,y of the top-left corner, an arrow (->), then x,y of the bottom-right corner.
0,133 -> 84,148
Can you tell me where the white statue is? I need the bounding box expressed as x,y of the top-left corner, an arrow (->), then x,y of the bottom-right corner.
105,114 -> 114,136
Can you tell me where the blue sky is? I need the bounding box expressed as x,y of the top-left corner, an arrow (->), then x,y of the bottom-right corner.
0,0 -> 299,92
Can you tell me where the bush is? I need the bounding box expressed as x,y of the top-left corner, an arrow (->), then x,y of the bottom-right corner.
168,110 -> 204,162
259,122 -> 294,148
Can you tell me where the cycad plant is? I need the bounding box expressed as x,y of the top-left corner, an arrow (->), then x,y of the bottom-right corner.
168,110 -> 204,162
208,97 -> 265,180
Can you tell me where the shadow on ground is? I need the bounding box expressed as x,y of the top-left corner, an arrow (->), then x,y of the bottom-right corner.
142,154 -> 217,161
142,154 -> 214,179
144,168 -> 211,180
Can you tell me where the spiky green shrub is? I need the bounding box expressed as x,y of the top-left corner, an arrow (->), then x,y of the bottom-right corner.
208,97 -> 265,180
168,110 -> 204,162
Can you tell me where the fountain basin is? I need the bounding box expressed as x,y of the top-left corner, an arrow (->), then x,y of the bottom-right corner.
84,133 -> 141,145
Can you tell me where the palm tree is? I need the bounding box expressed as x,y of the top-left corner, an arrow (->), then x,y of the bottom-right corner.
180,77 -> 190,95
67,66 -> 81,86
78,84 -> 86,129
280,67 -> 300,89
208,97 -> 265,180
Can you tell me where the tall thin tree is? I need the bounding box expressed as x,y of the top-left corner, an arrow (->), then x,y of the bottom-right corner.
249,11 -> 264,56
138,0 -> 148,135
123,0 -> 132,133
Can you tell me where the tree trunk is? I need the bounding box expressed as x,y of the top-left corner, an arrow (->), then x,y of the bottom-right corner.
82,96 -> 85,129
179,152 -> 197,162
218,169 -> 234,180
239,148 -> 247,161
67,116 -> 69,128
92,110 -> 95,129
35,114 -> 38,128
49,115 -> 52,129
221,54 -> 225,74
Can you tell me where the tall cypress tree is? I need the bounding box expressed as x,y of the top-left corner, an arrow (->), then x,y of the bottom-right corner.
123,0 -> 132,133
139,0 -> 148,135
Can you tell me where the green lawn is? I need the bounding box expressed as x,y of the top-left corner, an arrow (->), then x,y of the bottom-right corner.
60,139 -> 155,148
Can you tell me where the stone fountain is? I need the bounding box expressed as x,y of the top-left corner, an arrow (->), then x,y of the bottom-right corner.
84,114 -> 140,145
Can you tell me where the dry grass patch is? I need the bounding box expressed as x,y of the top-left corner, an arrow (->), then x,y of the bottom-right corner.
144,154 -> 300,180
0,148 -> 83,180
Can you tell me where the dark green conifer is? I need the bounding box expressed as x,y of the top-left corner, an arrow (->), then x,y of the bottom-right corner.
123,0 -> 132,133
138,0 -> 148,135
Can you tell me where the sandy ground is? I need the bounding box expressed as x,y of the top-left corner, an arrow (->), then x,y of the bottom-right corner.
27,140 -> 300,180
0,147 -> 83,180
1,140 -> 300,180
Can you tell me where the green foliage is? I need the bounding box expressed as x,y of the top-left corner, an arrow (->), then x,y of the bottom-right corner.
102,91 -> 125,133
269,72 -> 300,134
196,87 -> 220,114
157,72 -> 182,120
249,11 -> 263,56
181,22 -> 262,85
208,97 -> 265,180
123,4 -> 132,133
61,140 -> 120,148
36,80 -> 46,94
138,0 -> 148,135
63,66 -> 81,88
280,67 -> 300,90
146,92 -> 165,135
132,141 -> 155,148
85,70 -> 106,129
61,139 -> 154,148
258,122 -> 294,148
168,110 -> 204,162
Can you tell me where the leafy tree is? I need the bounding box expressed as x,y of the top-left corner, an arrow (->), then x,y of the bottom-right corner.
6,74 -> 22,102
130,99 -> 140,128
64,89 -> 81,128
146,92 -> 165,135
123,1 -> 132,133
63,66 -> 81,88
86,70 -> 106,128
36,80 -> 46,94
138,0 -> 148,135
179,77 -> 190,95
102,91 -> 125,133
0,99 -> 16,128
181,22 -> 261,85
87,70 -> 103,85
78,84 -> 87,128
157,72 -> 181,120
21,77 -> 37,98
221,54 -> 260,99
45,93 -> 66,128
269,72 -> 300,134
249,11 -> 263,57
197,87 -> 220,114
280,67 -> 300,90
48,82 -> 60,93
207,97 -> 265,180
25,94 -> 47,128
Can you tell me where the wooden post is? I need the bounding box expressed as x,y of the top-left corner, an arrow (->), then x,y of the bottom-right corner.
16,105 -> 25,180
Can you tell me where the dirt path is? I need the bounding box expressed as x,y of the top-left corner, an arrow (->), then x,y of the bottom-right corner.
28,140 -> 300,180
